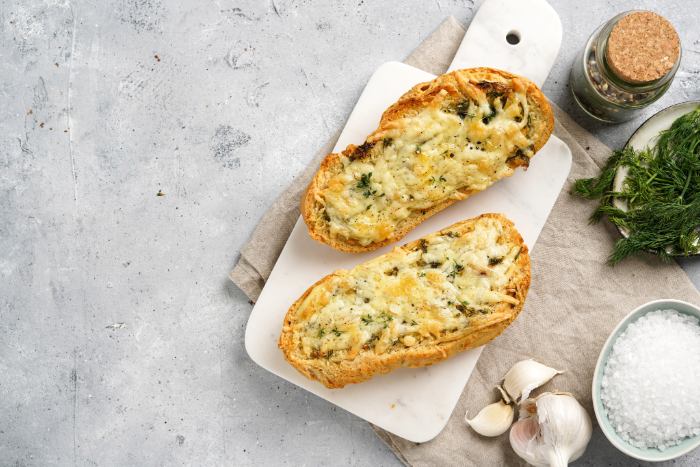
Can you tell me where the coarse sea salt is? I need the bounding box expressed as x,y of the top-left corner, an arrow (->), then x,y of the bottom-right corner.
601,309 -> 700,451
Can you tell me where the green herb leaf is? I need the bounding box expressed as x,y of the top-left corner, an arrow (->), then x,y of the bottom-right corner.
357,172 -> 373,189
378,310 -> 394,328
444,100 -> 475,120
514,247 -> 523,261
488,257 -> 504,266
450,261 -> 464,279
482,107 -> 497,125
450,260 -> 464,279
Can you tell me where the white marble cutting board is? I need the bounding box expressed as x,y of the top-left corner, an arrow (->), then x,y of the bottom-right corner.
245,0 -> 569,443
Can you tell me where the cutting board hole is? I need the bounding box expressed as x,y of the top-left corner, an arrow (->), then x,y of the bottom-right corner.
506,31 -> 521,45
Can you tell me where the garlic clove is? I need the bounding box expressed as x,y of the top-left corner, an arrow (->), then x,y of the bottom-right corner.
510,392 -> 593,467
466,400 -> 514,437
503,359 -> 564,402
496,384 -> 511,404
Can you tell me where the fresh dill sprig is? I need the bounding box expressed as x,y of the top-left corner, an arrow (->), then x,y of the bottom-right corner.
572,107 -> 700,265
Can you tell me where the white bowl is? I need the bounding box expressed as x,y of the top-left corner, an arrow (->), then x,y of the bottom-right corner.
592,299 -> 700,461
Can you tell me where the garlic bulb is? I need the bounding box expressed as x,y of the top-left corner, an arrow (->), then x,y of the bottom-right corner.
510,392 -> 592,467
466,400 -> 514,437
503,359 -> 564,402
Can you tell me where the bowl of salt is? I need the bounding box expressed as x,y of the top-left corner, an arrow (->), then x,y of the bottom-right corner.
593,299 -> 700,461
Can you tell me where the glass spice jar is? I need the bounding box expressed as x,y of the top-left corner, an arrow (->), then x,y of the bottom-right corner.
570,10 -> 682,123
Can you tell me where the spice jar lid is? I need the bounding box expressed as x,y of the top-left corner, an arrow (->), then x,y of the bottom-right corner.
606,11 -> 680,84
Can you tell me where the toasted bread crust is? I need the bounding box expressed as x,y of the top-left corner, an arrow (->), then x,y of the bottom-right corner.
279,213 -> 531,389
301,68 -> 554,253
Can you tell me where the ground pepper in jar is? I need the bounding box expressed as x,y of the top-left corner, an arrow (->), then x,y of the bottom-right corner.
570,11 -> 681,123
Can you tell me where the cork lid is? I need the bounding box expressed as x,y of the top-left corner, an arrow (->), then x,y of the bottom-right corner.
606,11 -> 680,84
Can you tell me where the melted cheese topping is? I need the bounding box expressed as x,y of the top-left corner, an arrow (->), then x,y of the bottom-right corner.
320,83 -> 533,246
295,217 -> 523,361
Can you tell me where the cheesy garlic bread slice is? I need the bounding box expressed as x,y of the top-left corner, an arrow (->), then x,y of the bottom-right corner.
302,68 -> 553,252
279,214 -> 531,389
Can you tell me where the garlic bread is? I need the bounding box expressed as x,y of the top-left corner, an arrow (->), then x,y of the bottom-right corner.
302,68 -> 553,252
279,213 -> 531,389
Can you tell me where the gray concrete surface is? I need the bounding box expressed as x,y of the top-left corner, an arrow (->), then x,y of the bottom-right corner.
1,0 -> 700,466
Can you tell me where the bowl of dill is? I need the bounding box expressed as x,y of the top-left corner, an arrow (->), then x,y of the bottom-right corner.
573,102 -> 700,265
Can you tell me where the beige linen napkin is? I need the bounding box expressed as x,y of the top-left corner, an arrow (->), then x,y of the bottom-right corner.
229,17 -> 700,467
